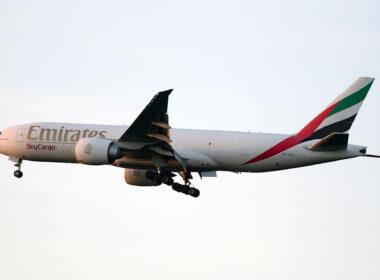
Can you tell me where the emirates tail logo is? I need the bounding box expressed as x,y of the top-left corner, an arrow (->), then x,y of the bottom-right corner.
84,144 -> 93,155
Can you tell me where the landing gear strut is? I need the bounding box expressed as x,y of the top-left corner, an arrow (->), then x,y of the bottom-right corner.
13,159 -> 23,178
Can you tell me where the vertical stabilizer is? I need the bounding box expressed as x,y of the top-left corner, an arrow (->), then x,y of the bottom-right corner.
299,77 -> 374,142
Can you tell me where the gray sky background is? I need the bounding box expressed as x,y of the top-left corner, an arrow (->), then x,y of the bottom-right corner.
1,1 -> 380,279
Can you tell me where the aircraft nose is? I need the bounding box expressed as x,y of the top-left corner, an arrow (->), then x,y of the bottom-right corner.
0,129 -> 8,148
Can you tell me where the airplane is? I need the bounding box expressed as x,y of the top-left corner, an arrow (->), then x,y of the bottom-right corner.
0,77 -> 378,197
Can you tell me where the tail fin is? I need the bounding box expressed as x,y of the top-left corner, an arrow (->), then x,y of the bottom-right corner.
298,77 -> 375,142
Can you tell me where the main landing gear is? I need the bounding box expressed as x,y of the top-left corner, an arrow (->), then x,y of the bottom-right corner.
171,183 -> 200,197
146,170 -> 200,198
13,159 -> 23,178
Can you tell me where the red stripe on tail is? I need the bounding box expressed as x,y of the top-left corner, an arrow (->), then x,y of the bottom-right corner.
242,102 -> 338,165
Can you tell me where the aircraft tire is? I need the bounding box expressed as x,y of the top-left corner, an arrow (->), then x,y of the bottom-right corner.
172,183 -> 182,192
162,176 -> 174,186
188,188 -> 200,198
14,170 -> 23,178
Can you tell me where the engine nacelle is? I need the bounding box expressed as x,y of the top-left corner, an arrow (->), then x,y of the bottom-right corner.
75,137 -> 121,165
124,169 -> 161,186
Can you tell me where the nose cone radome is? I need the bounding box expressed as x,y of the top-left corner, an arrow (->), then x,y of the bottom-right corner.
0,126 -> 23,157
0,128 -> 10,156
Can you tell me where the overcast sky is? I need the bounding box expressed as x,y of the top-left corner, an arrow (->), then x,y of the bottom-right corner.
1,1 -> 380,279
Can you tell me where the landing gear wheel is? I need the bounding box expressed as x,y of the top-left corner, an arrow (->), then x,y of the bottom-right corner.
14,170 -> 23,178
145,171 -> 163,185
188,187 -> 200,198
172,183 -> 181,192
161,176 -> 174,186
171,183 -> 199,197
172,183 -> 189,194
152,173 -> 163,183
180,184 -> 190,194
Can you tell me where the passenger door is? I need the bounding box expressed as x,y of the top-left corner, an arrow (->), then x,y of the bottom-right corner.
16,128 -> 26,142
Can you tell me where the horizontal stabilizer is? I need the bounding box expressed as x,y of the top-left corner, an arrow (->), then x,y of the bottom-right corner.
308,133 -> 349,151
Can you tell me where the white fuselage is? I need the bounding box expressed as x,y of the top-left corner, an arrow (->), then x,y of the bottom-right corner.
0,122 -> 364,173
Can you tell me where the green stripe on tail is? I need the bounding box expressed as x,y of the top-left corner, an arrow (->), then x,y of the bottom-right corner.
328,80 -> 374,117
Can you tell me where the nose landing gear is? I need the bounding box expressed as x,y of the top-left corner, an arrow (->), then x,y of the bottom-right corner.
14,170 -> 23,178
13,159 -> 23,178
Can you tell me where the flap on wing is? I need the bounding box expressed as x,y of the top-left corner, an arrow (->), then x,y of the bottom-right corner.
308,133 -> 349,151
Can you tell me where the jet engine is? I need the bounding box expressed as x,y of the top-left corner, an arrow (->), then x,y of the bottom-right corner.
75,137 -> 121,165
124,169 -> 161,186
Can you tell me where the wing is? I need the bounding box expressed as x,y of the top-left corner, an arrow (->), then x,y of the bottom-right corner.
116,89 -> 187,171
119,89 -> 172,144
